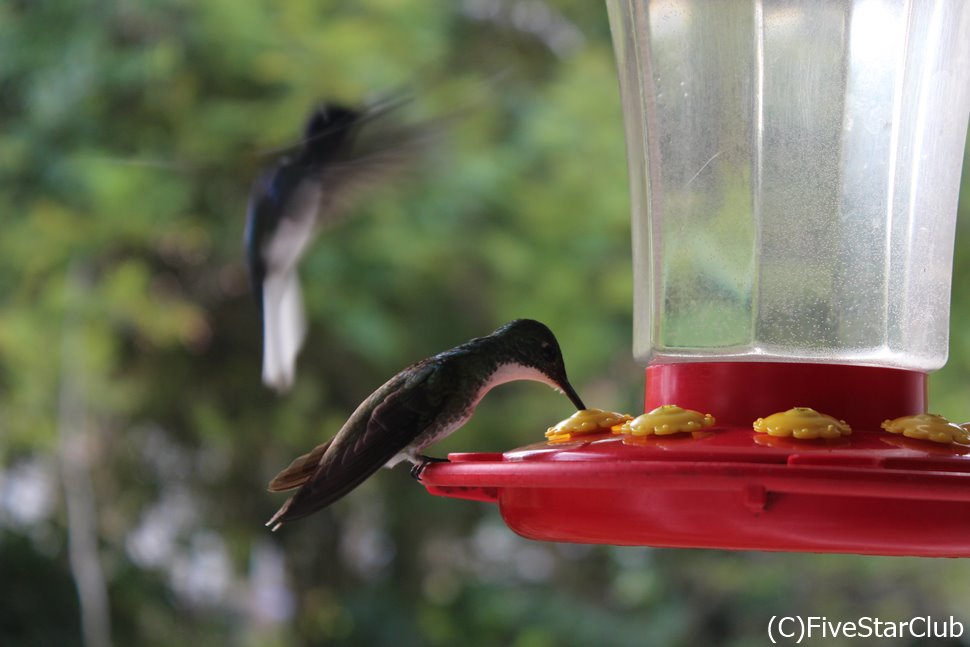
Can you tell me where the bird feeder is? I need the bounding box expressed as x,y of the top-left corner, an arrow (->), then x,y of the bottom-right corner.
421,0 -> 970,555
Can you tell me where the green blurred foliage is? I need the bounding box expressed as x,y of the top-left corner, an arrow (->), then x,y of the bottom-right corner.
1,1 -> 969,646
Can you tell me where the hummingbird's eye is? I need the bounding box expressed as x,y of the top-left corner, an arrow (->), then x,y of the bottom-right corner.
539,341 -> 557,362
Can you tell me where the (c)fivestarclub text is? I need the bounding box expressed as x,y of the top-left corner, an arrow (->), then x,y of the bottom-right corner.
768,615 -> 964,643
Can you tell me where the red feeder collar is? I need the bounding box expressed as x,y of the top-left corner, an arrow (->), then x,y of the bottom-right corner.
644,362 -> 927,429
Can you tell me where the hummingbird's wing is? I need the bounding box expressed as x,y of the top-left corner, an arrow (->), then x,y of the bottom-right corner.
310,117 -> 438,223
243,171 -> 278,301
266,360 -> 451,529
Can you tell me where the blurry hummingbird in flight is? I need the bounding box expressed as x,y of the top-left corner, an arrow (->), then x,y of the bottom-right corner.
245,99 -> 434,392
265,319 -> 586,530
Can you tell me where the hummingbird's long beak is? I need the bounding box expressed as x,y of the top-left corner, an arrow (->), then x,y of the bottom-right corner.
560,380 -> 586,411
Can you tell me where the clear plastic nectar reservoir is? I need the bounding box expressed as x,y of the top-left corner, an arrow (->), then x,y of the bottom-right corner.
608,0 -> 970,370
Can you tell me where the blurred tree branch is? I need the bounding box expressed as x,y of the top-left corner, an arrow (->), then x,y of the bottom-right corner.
58,264 -> 112,647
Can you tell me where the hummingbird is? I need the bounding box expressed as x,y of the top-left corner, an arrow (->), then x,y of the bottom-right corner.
245,99 -> 433,392
265,319 -> 586,530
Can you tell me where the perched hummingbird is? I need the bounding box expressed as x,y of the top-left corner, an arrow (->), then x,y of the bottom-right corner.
245,100 -> 432,392
265,319 -> 586,530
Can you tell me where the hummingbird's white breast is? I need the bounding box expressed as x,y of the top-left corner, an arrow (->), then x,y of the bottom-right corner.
266,181 -> 322,273
479,361 -> 560,396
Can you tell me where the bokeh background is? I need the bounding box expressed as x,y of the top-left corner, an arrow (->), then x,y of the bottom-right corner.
2,1 -> 970,646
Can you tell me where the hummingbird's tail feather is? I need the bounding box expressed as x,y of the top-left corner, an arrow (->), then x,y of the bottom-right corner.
266,445 -> 402,530
267,439 -> 333,492
261,270 -> 307,392
265,465 -> 378,531
266,499 -> 295,532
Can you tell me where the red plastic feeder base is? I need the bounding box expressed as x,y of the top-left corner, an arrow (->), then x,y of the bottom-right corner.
419,363 -> 970,556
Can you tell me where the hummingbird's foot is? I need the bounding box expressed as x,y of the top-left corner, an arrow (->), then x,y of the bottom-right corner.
410,455 -> 450,481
